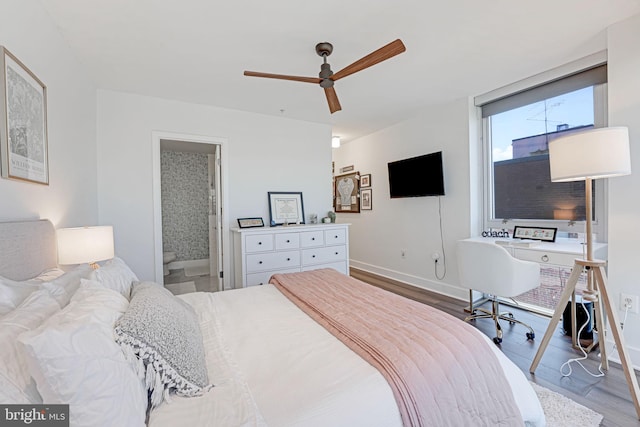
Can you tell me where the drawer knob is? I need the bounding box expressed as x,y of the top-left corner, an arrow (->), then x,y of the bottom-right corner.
286,239 -> 290,243
258,261 -> 263,264
541,255 -> 549,262
312,255 -> 316,258
286,258 -> 291,261
312,237 -> 315,241
334,235 -> 338,238
258,242 -> 262,245
335,252 -> 339,255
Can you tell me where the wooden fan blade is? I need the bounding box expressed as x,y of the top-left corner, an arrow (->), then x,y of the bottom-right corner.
331,39 -> 406,81
324,87 -> 342,114
244,71 -> 321,84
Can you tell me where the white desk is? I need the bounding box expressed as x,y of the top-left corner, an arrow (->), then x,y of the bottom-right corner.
463,236 -> 608,350
464,236 -> 607,268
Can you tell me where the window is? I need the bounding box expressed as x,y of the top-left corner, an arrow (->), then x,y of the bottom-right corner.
478,64 -> 607,235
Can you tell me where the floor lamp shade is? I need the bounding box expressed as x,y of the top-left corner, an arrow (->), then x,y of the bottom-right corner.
549,127 -> 631,182
57,226 -> 115,265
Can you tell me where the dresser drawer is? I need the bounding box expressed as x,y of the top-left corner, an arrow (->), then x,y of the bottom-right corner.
275,233 -> 300,250
300,230 -> 324,247
245,234 -> 274,253
324,228 -> 346,245
246,268 -> 300,287
513,248 -> 577,267
246,251 -> 300,273
302,246 -> 347,266
302,261 -> 347,275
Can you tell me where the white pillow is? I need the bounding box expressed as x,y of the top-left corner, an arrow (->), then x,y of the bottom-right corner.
0,288 -> 61,403
0,276 -> 42,316
31,267 -> 66,282
41,264 -> 92,308
0,267 -> 68,315
18,284 -> 147,427
114,282 -> 212,408
89,257 -> 138,299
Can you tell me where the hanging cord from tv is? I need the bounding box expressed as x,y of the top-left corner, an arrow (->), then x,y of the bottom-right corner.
434,196 -> 447,280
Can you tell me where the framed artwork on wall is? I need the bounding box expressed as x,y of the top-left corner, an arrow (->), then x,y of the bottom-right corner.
334,172 -> 360,213
361,188 -> 372,210
268,192 -> 305,226
360,174 -> 371,187
340,165 -> 354,173
0,46 -> 49,185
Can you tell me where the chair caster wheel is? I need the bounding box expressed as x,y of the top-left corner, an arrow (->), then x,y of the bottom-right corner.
526,332 -> 535,340
493,337 -> 502,345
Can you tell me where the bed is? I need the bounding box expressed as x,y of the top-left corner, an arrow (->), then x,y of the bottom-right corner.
0,219 -> 546,426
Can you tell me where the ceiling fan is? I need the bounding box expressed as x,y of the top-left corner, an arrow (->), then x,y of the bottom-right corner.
244,39 -> 406,114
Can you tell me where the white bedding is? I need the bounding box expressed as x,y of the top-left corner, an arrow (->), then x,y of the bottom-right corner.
150,285 -> 544,427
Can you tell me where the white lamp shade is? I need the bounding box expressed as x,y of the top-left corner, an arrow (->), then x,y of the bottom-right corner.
57,226 -> 115,265
549,126 -> 631,182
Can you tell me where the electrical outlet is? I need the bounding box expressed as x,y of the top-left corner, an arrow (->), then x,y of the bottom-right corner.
431,252 -> 441,262
620,293 -> 640,314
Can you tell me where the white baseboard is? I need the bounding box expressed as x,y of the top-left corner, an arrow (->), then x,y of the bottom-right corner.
349,259 -> 468,301
167,258 -> 208,271
603,338 -> 640,372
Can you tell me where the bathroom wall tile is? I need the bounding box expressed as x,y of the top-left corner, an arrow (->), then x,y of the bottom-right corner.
161,151 -> 209,261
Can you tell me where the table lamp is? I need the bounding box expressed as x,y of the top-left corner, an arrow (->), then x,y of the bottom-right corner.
57,225 -> 114,269
529,126 -> 640,419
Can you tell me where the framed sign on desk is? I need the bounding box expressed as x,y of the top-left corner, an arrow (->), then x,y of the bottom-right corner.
513,226 -> 557,242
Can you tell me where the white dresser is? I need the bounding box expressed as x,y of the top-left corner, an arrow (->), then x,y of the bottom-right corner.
231,223 -> 350,288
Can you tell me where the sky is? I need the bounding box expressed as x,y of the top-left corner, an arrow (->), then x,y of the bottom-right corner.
491,86 -> 594,161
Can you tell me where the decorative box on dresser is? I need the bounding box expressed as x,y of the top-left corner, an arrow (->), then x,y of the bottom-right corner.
231,223 -> 350,288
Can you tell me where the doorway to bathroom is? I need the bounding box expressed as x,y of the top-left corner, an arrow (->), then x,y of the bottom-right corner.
151,131 -> 228,292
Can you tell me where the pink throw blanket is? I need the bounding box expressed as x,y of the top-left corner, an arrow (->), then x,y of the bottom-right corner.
270,269 -> 524,427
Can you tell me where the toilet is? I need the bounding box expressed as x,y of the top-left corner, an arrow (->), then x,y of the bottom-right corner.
163,251 -> 177,276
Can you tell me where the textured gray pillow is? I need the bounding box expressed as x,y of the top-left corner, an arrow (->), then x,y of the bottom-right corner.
114,281 -> 211,407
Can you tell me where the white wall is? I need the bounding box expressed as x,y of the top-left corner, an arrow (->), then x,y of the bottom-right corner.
97,90 -> 332,283
605,12 -> 640,367
0,0 -> 98,227
332,99 -> 472,299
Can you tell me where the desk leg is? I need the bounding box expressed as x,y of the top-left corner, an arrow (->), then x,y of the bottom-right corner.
571,289 -> 577,348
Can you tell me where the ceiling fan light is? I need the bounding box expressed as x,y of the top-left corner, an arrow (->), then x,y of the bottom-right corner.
332,136 -> 341,148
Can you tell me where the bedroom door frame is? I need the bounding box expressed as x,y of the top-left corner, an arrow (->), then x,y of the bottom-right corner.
151,130 -> 230,290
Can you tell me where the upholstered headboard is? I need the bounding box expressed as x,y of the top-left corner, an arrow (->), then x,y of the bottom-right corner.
0,219 -> 58,281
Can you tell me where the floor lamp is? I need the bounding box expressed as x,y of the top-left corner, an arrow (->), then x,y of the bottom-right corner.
529,126 -> 640,419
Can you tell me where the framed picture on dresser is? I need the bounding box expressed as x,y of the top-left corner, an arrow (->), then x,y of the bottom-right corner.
237,217 -> 264,228
268,192 -> 305,226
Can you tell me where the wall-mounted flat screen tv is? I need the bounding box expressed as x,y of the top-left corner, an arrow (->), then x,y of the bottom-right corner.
388,151 -> 445,198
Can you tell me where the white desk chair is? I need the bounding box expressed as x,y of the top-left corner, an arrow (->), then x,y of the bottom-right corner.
457,239 -> 540,344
